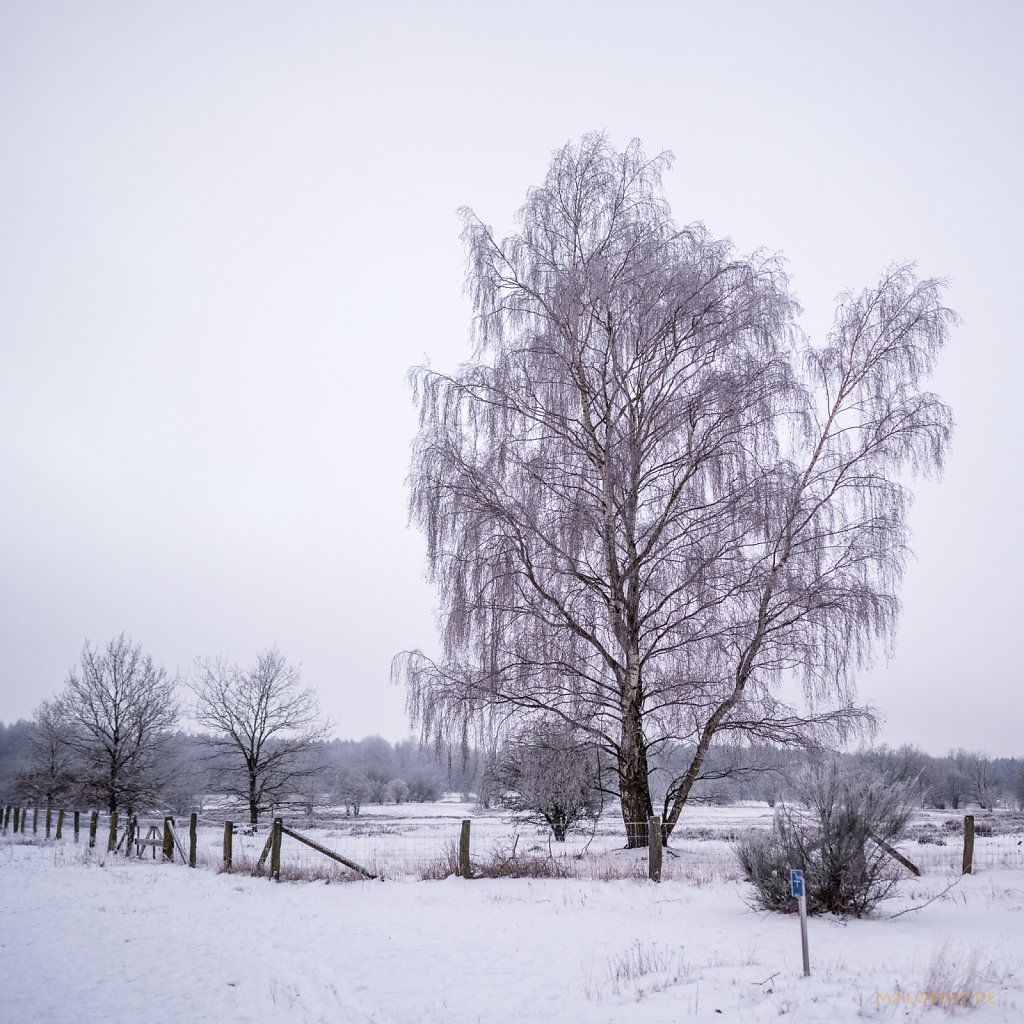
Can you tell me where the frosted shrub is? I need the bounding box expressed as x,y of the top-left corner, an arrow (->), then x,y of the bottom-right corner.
486,721 -> 604,842
735,760 -> 914,917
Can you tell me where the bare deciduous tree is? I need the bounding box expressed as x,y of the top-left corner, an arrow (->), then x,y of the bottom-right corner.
396,134 -> 955,845
191,649 -> 330,825
331,766 -> 370,817
486,720 -> 604,841
942,748 -> 971,809
59,634 -> 178,813
15,699 -> 76,809
965,750 -> 998,809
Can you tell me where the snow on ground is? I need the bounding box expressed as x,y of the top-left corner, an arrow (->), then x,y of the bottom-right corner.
2,806 -> 1022,1023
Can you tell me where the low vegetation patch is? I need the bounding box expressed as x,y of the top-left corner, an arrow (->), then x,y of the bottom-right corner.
735,760 -> 914,917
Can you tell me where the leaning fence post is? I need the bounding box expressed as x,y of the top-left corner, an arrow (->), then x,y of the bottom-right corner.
56,809 -> 65,840
163,817 -> 175,861
223,821 -> 233,871
648,815 -> 663,882
270,818 -> 283,880
107,811 -> 118,852
189,813 -> 198,868
962,814 -> 975,875
74,810 -> 80,842
458,819 -> 472,878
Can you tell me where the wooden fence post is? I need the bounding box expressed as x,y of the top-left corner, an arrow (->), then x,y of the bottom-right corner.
74,810 -> 80,842
107,811 -> 118,852
962,814 -> 975,875
223,821 -> 233,871
270,818 -> 283,880
648,815 -> 663,882
163,817 -> 174,862
45,807 -> 52,839
89,811 -> 98,848
189,813 -> 198,868
13,807 -> 20,833
458,819 -> 472,878
56,809 -> 65,840
32,807 -> 38,834
124,816 -> 136,857
2,806 -> 8,832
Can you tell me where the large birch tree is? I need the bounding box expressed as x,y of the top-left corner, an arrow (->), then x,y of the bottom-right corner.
397,134 -> 955,845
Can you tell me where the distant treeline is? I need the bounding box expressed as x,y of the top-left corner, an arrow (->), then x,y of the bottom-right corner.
1,717 -> 1022,819
647,742 -> 1024,813
0,723 -> 487,815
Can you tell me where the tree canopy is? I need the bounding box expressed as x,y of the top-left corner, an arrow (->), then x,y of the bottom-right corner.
397,134 -> 955,844
191,649 -> 330,824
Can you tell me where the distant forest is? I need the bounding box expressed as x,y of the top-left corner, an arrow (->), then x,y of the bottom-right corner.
0,724 -> 475,816
1,720 -> 1021,819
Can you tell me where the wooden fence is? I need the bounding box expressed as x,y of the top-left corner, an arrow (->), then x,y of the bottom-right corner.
0,804 -> 378,880
4,804 -> 1012,882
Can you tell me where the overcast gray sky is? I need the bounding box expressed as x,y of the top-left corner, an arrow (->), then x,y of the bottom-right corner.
2,1 -> 1021,756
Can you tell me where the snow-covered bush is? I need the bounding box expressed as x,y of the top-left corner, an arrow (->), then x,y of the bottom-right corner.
735,760 -> 915,917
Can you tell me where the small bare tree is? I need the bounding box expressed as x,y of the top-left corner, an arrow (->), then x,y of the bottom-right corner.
397,134 -> 955,846
965,751 -> 998,809
15,699 -> 77,809
58,635 -> 178,813
191,649 -> 331,825
331,766 -> 370,817
942,748 -> 971,809
487,720 -> 604,841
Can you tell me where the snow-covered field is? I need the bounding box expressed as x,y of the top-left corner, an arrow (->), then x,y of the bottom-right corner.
2,803 -> 1022,1022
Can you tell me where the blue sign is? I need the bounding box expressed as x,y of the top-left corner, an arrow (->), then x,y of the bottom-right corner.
790,869 -> 804,898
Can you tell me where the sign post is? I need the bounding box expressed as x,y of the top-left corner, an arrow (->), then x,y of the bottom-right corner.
790,869 -> 810,977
